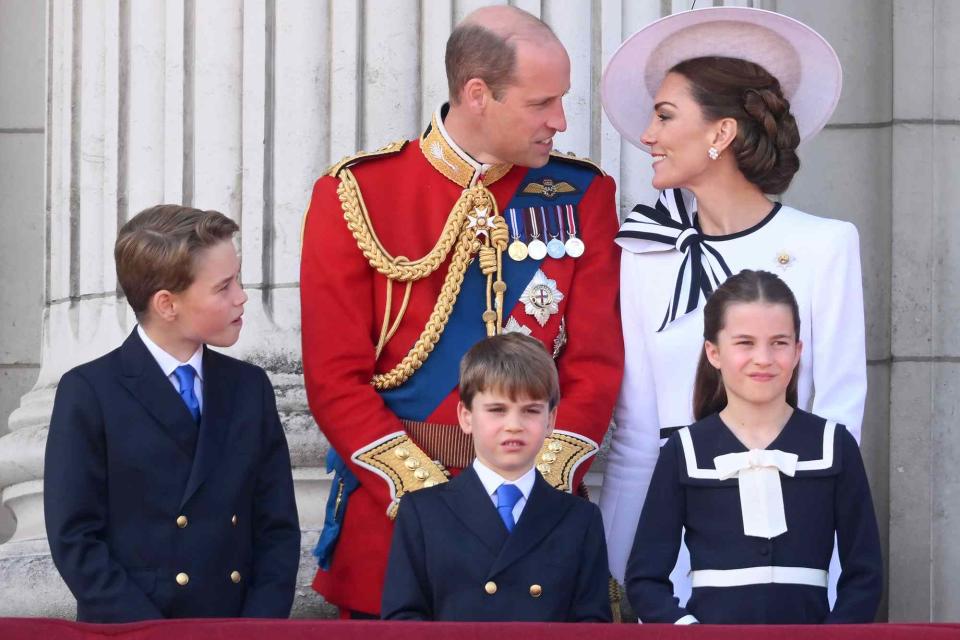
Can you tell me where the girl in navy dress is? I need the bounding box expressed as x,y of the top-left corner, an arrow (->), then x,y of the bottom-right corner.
625,270 -> 882,624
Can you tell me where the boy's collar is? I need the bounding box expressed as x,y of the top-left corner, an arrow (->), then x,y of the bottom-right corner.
472,458 -> 536,500
137,324 -> 204,380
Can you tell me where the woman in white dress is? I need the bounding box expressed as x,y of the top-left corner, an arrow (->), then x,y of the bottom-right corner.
598,7 -> 866,609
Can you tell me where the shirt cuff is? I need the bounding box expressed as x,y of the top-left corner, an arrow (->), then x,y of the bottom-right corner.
675,614 -> 699,625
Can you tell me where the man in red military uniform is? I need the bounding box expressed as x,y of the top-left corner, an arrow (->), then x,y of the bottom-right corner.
301,5 -> 623,617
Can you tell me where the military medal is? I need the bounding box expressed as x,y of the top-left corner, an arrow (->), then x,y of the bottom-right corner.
519,269 -> 564,326
563,204 -> 585,258
545,206 -> 566,259
507,208 -> 528,261
526,207 -> 548,260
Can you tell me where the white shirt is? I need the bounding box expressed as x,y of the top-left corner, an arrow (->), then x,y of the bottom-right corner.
472,459 -> 537,525
137,325 -> 205,413
600,200 -> 867,584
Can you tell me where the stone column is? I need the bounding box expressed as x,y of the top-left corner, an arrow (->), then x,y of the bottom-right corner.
888,0 -> 960,622
0,0 -> 336,617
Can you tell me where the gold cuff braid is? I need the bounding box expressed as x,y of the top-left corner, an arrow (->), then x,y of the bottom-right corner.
534,432 -> 598,492
352,434 -> 449,520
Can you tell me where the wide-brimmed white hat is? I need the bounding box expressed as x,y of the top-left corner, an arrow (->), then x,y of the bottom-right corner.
601,7 -> 842,153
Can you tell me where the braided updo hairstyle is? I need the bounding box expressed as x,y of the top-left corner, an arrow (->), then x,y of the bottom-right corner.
670,56 -> 801,194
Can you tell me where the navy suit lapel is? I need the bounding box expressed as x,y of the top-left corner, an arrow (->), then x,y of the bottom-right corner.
179,346 -> 235,509
440,466 -> 509,556
118,329 -> 199,458
487,471 -> 573,579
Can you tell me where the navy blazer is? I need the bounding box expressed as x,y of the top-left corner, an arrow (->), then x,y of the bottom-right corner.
381,465 -> 611,622
44,329 -> 300,622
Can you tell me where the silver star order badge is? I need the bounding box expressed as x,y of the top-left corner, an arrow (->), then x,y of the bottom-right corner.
519,269 -> 564,327
503,316 -> 532,336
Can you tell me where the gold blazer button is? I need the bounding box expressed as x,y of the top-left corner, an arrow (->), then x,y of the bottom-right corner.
176,515 -> 188,528
529,584 -> 543,598
484,581 -> 497,595
230,571 -> 242,584
175,572 -> 189,586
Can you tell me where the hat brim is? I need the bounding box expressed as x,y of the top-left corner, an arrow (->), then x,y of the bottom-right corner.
601,7 -> 842,153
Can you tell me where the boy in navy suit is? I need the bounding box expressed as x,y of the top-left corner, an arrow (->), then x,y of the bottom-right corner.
44,205 -> 300,622
381,333 -> 611,622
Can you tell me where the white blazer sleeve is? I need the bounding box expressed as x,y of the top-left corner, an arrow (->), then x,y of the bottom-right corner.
810,221 -> 867,443
600,251 -> 664,583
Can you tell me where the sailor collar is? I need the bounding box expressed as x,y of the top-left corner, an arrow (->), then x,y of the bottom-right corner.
675,410 -> 842,487
420,103 -> 512,188
616,188 -> 781,332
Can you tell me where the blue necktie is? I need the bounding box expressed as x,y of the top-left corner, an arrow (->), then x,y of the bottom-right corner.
496,483 -> 523,533
173,365 -> 201,424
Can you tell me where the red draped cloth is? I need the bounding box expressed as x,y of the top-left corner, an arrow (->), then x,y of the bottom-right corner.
2,619 -> 959,640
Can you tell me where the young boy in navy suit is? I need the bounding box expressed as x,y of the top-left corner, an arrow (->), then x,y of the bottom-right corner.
381,333 -> 611,622
44,205 -> 300,622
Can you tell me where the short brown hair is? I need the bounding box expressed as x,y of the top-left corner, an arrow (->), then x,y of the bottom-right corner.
445,10 -> 556,104
115,204 -> 239,318
671,56 -> 801,194
459,333 -> 560,410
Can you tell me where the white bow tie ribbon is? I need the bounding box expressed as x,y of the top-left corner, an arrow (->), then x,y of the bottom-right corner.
714,449 -> 799,539
615,189 -> 733,331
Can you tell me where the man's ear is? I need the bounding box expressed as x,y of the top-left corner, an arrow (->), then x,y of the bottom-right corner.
149,290 -> 178,323
457,400 -> 473,436
460,78 -> 491,113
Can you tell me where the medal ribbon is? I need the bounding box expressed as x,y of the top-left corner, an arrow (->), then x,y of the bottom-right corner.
544,205 -> 562,240
539,207 -> 551,239
527,207 -> 541,239
508,207 -> 525,241
565,205 -> 579,238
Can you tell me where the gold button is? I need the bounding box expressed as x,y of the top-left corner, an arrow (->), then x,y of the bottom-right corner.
777,252 -> 790,265
231,514 -> 238,526
548,441 -> 563,452
484,581 -> 497,595
537,463 -> 552,474
394,447 -> 409,460
414,468 -> 429,480
175,572 -> 189,586
230,571 -> 241,584
176,515 -> 188,528
404,457 -> 420,470
541,451 -> 557,463
529,584 -> 542,598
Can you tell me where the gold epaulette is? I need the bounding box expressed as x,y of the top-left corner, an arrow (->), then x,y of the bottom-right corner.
534,431 -> 599,492
352,433 -> 449,519
326,140 -> 408,177
549,150 -> 606,176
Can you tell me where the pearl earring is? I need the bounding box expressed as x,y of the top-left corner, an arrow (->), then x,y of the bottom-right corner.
708,146 -> 720,160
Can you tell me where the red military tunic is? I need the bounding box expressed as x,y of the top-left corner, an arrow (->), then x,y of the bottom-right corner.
301,107 -> 624,615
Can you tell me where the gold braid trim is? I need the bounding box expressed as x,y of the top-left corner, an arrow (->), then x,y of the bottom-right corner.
340,168 -> 508,390
338,169 -> 469,282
